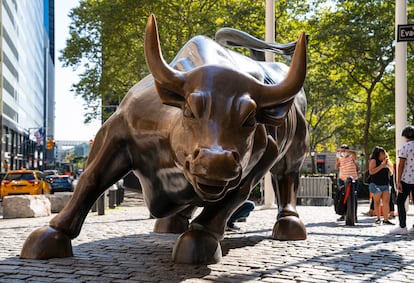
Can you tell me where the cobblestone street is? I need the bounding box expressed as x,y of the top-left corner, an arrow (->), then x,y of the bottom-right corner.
1,192 -> 414,282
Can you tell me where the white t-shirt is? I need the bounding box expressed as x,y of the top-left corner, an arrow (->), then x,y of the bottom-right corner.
398,140 -> 414,184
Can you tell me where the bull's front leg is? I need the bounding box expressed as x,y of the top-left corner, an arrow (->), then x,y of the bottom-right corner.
172,187 -> 249,264
172,156 -> 273,264
171,132 -> 277,264
20,121 -> 132,259
272,172 -> 306,240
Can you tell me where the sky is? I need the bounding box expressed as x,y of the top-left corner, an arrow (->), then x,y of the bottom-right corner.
54,1 -> 101,141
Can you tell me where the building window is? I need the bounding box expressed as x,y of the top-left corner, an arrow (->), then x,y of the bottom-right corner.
3,27 -> 19,60
3,102 -> 18,122
3,52 -> 18,80
3,0 -> 15,27
3,77 -> 16,99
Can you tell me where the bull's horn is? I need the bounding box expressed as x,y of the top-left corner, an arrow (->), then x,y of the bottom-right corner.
144,14 -> 185,95
257,32 -> 307,108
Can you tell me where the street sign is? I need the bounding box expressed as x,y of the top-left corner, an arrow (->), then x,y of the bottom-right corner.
397,24 -> 414,42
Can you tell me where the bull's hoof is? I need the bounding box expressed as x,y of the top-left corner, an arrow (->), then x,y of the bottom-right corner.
20,226 -> 73,259
172,230 -> 222,264
272,215 -> 307,240
154,215 -> 189,234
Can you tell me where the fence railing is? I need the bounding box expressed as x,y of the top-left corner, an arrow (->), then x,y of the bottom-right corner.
297,176 -> 333,206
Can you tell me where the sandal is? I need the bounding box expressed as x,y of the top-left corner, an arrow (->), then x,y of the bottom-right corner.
383,220 -> 395,225
375,219 -> 381,224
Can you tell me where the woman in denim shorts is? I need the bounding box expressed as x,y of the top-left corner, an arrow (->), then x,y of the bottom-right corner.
368,146 -> 394,225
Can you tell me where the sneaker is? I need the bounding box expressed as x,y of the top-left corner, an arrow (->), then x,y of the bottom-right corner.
389,226 -> 408,235
383,220 -> 395,225
408,227 -> 414,234
375,218 -> 381,225
337,215 -> 345,221
226,223 -> 240,231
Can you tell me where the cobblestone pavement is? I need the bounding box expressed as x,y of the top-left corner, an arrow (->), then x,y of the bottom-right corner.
1,191 -> 414,282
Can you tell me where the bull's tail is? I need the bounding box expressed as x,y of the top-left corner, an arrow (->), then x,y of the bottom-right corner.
215,28 -> 299,61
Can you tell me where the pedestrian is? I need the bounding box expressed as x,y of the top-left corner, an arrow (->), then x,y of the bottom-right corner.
226,200 -> 255,231
367,181 -> 396,219
390,125 -> 414,234
368,146 -> 394,225
389,176 -> 397,219
335,144 -> 359,221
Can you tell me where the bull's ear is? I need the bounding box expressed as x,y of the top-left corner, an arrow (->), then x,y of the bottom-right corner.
154,81 -> 185,108
256,98 -> 294,126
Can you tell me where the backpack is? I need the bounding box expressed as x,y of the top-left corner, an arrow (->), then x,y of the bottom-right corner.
334,185 -> 347,215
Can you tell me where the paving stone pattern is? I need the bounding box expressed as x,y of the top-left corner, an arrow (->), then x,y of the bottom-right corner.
1,192 -> 414,282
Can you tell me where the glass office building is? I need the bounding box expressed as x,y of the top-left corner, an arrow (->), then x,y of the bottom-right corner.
0,0 -> 55,171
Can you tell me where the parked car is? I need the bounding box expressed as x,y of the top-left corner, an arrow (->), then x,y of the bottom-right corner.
43,170 -> 58,177
48,175 -> 74,193
0,170 -> 51,198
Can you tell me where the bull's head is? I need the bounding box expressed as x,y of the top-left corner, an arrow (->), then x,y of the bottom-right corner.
144,15 -> 306,201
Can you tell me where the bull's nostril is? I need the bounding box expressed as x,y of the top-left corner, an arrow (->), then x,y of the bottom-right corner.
185,160 -> 190,171
193,148 -> 201,159
232,151 -> 240,163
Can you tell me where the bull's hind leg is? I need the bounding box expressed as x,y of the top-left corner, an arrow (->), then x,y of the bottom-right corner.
272,172 -> 306,240
20,119 -> 133,259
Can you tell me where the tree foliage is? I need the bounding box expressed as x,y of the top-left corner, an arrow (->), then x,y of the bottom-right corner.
61,0 -> 413,167
306,0 -> 395,165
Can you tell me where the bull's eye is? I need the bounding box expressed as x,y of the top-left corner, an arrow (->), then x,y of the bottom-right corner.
183,104 -> 195,119
243,112 -> 256,127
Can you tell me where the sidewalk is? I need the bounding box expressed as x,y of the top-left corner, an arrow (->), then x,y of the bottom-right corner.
1,192 -> 414,282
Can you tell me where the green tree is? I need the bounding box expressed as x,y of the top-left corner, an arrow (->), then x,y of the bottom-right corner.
407,34 -> 414,125
306,0 -> 395,165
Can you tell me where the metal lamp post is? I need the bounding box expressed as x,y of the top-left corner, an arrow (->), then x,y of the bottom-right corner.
311,151 -> 316,174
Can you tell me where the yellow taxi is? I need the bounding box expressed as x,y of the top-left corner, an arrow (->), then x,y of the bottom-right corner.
0,170 -> 51,198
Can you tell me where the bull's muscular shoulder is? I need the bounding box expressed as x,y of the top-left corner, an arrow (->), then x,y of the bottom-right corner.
120,75 -> 180,133
171,35 -> 265,82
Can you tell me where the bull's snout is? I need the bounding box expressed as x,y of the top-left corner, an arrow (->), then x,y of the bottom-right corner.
187,147 -> 240,181
184,147 -> 242,201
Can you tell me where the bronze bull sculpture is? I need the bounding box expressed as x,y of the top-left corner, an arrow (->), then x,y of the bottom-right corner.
21,15 -> 309,264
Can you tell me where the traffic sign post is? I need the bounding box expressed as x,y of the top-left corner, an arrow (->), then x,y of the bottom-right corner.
395,1 -> 407,169
397,24 -> 414,42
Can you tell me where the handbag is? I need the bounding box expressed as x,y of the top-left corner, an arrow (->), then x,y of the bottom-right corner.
362,170 -> 371,185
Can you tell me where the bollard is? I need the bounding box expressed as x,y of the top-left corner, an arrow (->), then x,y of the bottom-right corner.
97,193 -> 105,215
116,187 -> 124,205
108,185 -> 117,209
91,202 -> 97,212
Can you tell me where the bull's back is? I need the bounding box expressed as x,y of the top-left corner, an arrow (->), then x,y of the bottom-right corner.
171,36 -> 265,81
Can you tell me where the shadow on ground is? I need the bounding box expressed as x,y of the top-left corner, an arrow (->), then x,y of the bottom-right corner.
1,227 -> 412,282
